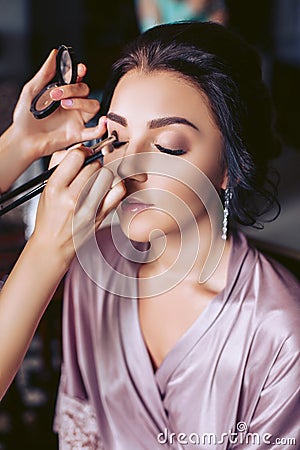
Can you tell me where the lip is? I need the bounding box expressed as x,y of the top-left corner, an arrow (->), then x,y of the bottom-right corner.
121,196 -> 154,213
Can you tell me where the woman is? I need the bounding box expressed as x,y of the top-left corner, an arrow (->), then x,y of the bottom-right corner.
54,22 -> 300,449
0,49 -> 124,400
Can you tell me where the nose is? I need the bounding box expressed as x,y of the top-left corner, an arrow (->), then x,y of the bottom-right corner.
116,144 -> 148,183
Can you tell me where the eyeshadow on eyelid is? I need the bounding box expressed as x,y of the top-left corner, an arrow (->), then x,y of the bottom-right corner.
157,130 -> 188,145
157,140 -> 188,149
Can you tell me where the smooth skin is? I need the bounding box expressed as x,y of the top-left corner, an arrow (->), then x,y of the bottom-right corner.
105,70 -> 231,369
0,51 -> 125,400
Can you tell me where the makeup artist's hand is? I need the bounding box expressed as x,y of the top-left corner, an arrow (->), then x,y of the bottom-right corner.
0,145 -> 124,400
0,48 -> 102,193
30,146 -> 125,267
0,146 -> 125,401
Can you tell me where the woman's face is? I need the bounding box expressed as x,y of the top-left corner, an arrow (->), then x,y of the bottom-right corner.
105,70 -> 226,242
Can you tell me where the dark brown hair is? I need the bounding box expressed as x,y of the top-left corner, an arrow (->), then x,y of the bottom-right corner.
101,21 -> 281,227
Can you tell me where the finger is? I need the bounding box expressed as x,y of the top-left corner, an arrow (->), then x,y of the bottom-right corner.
76,167 -> 114,213
42,116 -> 107,157
76,63 -> 87,82
79,122 -> 109,143
60,97 -> 100,122
70,115 -> 107,143
73,168 -> 115,243
72,171 -> 123,246
41,128 -> 100,158
47,147 -> 90,189
48,142 -> 87,168
99,179 -> 126,218
50,82 -> 90,101
48,150 -> 69,169
69,159 -> 102,195
71,169 -> 113,248
25,49 -> 58,97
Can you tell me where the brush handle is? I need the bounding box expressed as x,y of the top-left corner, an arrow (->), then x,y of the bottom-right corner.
0,135 -> 116,216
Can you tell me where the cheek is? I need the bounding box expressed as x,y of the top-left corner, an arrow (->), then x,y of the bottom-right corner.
189,151 -> 225,194
147,175 -> 205,218
207,143 -> 225,187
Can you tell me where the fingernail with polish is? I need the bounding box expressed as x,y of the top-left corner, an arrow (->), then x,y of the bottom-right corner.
50,88 -> 64,100
61,99 -> 73,107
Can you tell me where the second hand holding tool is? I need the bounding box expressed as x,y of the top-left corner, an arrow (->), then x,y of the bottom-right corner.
0,135 -> 118,216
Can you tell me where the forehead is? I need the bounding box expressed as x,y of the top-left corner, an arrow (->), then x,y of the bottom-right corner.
109,69 -> 216,128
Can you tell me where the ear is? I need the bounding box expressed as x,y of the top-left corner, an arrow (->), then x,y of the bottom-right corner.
220,169 -> 228,190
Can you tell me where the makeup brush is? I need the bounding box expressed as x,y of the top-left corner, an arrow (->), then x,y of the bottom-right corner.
0,135 -> 120,216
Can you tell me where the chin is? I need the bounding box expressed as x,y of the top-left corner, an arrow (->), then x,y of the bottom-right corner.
118,209 -> 175,243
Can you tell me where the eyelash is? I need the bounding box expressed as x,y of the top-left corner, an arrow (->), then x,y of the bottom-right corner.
109,131 -> 186,155
155,144 -> 186,156
112,140 -> 127,149
110,131 -> 126,149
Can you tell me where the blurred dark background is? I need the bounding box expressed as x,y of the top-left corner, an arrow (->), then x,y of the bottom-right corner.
0,1 -> 299,449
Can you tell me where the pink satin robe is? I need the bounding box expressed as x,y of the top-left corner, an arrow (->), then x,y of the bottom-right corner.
54,227 -> 300,449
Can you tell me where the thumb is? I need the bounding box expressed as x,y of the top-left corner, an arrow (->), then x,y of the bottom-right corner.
25,49 -> 58,97
48,149 -> 68,169
48,143 -> 87,168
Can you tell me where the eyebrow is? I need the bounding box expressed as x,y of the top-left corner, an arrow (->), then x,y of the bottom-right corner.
107,112 -> 199,131
107,112 -> 127,127
149,116 -> 199,131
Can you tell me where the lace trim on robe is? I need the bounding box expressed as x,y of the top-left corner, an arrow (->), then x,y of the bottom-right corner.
54,393 -> 104,450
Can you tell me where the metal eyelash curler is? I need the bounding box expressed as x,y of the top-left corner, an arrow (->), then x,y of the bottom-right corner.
0,135 -> 117,217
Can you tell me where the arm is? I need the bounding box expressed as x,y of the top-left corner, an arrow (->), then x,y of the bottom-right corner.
0,143 -> 125,400
0,48 -> 103,193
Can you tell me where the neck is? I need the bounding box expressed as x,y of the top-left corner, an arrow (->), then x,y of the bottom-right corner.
141,213 -> 230,288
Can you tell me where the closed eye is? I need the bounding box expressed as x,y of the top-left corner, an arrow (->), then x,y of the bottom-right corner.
155,144 -> 186,156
